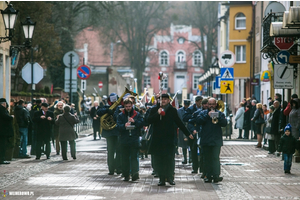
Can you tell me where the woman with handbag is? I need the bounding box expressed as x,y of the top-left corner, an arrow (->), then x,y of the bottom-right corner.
251,103 -> 265,148
55,105 -> 80,160
235,102 -> 245,139
265,105 -> 275,154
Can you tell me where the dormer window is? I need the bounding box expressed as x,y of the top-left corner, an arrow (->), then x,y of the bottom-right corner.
178,37 -> 185,44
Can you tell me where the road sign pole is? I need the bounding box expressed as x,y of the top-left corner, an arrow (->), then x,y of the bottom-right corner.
31,47 -> 34,104
69,53 -> 73,103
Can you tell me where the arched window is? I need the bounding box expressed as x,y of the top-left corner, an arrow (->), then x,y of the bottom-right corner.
176,50 -> 185,62
193,50 -> 203,67
235,13 -> 246,29
159,51 -> 169,66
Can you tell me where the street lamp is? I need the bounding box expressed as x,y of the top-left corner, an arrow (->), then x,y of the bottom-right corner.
21,17 -> 36,47
0,3 -> 19,43
21,16 -> 36,103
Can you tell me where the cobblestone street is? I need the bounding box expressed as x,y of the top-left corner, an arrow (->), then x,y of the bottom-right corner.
1,130 -> 300,200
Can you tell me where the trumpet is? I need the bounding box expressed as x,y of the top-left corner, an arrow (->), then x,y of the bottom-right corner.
211,100 -> 225,124
211,108 -> 219,124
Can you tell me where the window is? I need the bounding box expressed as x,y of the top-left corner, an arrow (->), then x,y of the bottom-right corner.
176,51 -> 185,62
178,37 -> 185,44
143,76 -> 151,88
235,45 -> 246,62
162,76 -> 168,90
159,51 -> 169,66
193,50 -> 203,67
235,13 -> 246,29
193,75 -> 201,90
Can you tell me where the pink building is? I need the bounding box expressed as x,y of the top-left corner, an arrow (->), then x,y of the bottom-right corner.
144,23 -> 205,95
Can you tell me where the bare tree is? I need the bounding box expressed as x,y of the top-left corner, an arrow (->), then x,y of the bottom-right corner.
173,1 -> 219,71
95,1 -> 171,91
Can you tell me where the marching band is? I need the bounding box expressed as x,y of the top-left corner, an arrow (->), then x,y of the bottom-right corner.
96,72 -> 227,185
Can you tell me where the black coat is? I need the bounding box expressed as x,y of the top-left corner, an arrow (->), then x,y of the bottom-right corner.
14,105 -> 30,128
117,109 -> 143,146
271,108 -> 281,136
33,110 -> 54,141
0,105 -> 14,137
278,134 -> 297,154
90,106 -> 101,125
97,105 -> 118,138
147,103 -> 191,155
195,109 -> 227,146
243,109 -> 251,130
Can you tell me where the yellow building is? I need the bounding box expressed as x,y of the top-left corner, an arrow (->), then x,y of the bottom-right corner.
227,1 -> 253,109
0,1 -> 12,102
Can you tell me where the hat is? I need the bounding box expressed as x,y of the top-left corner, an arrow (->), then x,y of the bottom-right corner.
195,96 -> 203,102
127,95 -> 135,99
109,93 -> 118,103
41,103 -> 49,107
269,105 -> 275,111
284,123 -> 292,132
161,93 -> 170,98
36,99 -> 42,104
183,99 -> 190,105
292,94 -> 298,99
122,93 -> 131,100
268,97 -> 272,100
0,98 -> 7,103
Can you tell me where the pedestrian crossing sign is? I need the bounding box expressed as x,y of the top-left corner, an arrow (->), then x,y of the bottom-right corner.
220,68 -> 234,80
220,80 -> 234,94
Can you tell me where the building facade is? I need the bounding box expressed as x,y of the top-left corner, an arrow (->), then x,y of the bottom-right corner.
0,1 -> 11,102
145,23 -> 205,97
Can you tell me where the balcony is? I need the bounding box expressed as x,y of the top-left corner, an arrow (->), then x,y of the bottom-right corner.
175,61 -> 187,70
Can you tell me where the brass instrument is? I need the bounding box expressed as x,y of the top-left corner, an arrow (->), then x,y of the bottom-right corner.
100,88 -> 138,133
211,100 -> 225,124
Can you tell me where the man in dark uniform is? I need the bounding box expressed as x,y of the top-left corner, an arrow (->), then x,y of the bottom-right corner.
195,98 -> 227,183
30,99 -> 42,155
188,98 -> 209,178
117,98 -> 143,181
97,93 -> 121,175
148,93 -> 194,186
0,98 -> 14,164
90,101 -> 101,140
177,99 -> 191,164
182,96 -> 203,172
33,103 -> 54,159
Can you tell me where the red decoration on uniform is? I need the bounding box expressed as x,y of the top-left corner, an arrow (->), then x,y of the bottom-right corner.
158,76 -> 161,80
160,108 -> 165,116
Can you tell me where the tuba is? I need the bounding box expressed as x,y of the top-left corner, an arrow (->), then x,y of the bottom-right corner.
100,88 -> 138,133
212,100 -> 225,124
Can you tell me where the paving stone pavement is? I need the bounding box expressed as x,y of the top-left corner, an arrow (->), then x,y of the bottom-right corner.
1,129 -> 300,200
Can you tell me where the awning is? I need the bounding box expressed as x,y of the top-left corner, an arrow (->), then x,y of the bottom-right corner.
287,6 -> 300,26
270,22 -> 300,36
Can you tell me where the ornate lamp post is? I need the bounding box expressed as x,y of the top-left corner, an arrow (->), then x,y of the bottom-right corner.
0,3 -> 19,43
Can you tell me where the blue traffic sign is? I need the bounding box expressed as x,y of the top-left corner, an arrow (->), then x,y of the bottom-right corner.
215,76 -> 221,88
277,51 -> 290,64
77,65 -> 91,80
220,68 -> 234,80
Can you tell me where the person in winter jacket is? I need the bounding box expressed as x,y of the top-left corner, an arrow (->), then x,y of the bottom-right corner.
55,105 -> 79,160
235,102 -> 244,139
243,105 -> 251,139
278,124 -> 297,174
251,103 -> 265,148
14,99 -> 30,158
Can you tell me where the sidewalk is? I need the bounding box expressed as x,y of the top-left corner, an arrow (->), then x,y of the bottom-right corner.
1,130 -> 300,199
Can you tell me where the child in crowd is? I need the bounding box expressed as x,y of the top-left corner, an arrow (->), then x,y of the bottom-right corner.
278,123 -> 297,174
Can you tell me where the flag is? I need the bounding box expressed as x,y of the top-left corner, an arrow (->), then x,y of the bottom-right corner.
51,84 -> 53,94
171,95 -> 179,109
150,95 -> 155,104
